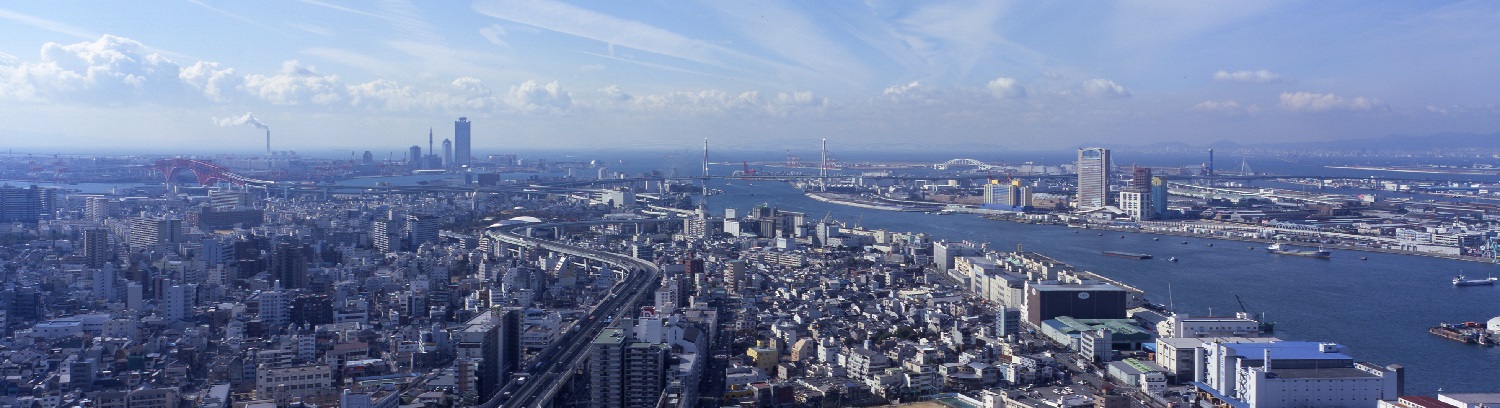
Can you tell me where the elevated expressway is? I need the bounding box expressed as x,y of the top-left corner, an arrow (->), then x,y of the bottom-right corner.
480,218 -> 678,408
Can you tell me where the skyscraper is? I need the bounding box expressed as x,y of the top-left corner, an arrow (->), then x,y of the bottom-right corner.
1076,147 -> 1111,210
590,327 -> 669,408
1151,176 -> 1169,218
82,228 -> 110,268
409,145 -> 422,169
454,117 -> 471,167
442,139 -> 453,168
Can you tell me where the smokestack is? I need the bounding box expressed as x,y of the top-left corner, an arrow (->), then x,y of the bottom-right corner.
266,129 -> 270,154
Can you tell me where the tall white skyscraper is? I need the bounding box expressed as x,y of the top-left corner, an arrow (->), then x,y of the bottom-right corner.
442,139 -> 453,168
1076,147 -> 1111,210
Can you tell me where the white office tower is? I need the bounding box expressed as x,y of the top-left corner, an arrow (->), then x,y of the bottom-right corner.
1076,147 -> 1111,210
93,264 -> 116,302
163,282 -> 197,321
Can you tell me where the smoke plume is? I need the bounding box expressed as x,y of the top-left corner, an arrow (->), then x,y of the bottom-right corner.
214,112 -> 269,130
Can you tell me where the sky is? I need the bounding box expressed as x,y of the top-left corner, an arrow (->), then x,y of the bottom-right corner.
1,1 -> 1498,154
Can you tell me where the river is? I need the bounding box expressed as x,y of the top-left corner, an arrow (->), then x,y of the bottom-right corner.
710,180 -> 1500,395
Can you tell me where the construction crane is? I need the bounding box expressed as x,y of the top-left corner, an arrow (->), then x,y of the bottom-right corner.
1235,294 -> 1249,314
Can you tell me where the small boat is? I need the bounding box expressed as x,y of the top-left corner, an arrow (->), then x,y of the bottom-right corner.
1153,238 -> 1159,241
1360,256 -> 1368,261
1097,233 -> 1103,236
1207,243 -> 1213,247
1168,257 -> 1178,262
1181,241 -> 1188,244
1453,275 -> 1498,287
1119,235 -> 1125,238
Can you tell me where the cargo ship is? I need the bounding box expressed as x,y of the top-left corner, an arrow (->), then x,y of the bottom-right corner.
1266,242 -> 1331,258
1453,275 -> 1498,286
1429,322 -> 1495,346
1102,251 -> 1153,259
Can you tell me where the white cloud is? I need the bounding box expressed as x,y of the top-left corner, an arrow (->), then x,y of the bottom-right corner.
1081,78 -> 1130,98
505,80 -> 571,113
0,35 -> 189,102
180,61 -> 240,102
986,77 -> 1025,99
479,24 -> 509,47
1191,100 -> 1240,111
591,85 -> 825,117
240,60 -> 344,105
1213,69 -> 1281,83
1279,92 -> 1380,112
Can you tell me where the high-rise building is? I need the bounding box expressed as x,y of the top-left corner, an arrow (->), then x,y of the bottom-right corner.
984,180 -> 1032,209
442,139 -> 453,168
129,217 -> 182,249
0,185 -> 53,224
1076,147 -> 1111,210
468,309 -> 522,403
269,240 -> 308,289
82,228 -> 110,268
1119,190 -> 1152,221
408,146 -> 422,169
454,117 -> 471,167
84,196 -> 115,222
1151,176 -> 1169,218
92,264 -> 116,301
590,327 -> 669,408
162,282 -> 196,321
1131,167 -> 1152,192
406,214 -> 438,249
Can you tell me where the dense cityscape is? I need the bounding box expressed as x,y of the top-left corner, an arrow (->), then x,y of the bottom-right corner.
4,2 -> 1500,408
1,117 -> 1499,408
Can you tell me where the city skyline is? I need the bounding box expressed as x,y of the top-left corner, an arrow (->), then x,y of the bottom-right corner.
1,1 -> 1499,152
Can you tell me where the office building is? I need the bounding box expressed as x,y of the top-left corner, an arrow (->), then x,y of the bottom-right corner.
0,185 -> 53,223
455,117 -> 472,167
162,282 -> 196,321
1024,282 -> 1128,325
84,196 -> 115,221
269,240 -> 307,289
256,364 -> 335,405
442,139 -> 453,168
408,146 -> 422,169
1130,167 -> 1152,192
82,228 -> 110,268
92,264 -> 116,302
129,218 -> 182,250
1076,147 -> 1111,210
1119,191 -> 1151,221
590,327 -> 669,408
465,309 -> 522,403
1197,341 -> 1401,407
406,214 -> 439,249
984,180 -> 1032,209
1151,176 -> 1169,218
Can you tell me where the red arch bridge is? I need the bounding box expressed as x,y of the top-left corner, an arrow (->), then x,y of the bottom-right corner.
149,158 -> 272,186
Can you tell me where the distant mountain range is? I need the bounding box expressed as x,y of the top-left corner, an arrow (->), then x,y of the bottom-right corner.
1116,132 -> 1500,152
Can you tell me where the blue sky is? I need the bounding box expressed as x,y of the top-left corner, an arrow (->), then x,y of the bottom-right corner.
1,1 -> 1497,153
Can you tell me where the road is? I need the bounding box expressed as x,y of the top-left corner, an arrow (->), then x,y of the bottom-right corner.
481,221 -> 663,408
